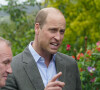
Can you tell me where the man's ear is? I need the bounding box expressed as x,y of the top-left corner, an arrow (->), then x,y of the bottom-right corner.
35,23 -> 40,34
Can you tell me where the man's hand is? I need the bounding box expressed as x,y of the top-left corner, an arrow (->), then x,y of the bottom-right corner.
44,72 -> 65,90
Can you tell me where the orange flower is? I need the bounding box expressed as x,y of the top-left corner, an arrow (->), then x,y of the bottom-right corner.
86,50 -> 92,56
77,53 -> 84,60
80,68 -> 84,72
72,56 -> 75,59
96,47 -> 100,52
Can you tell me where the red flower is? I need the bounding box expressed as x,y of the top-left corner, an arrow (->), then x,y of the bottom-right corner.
96,41 -> 100,52
72,56 -> 75,59
77,53 -> 84,60
86,50 -> 92,56
66,44 -> 71,51
96,47 -> 100,52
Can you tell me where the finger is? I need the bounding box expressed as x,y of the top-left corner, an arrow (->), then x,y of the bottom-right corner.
50,72 -> 62,82
48,81 -> 65,88
55,81 -> 65,87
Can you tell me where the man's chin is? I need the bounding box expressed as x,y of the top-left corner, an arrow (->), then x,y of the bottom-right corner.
50,50 -> 58,54
0,82 -> 6,87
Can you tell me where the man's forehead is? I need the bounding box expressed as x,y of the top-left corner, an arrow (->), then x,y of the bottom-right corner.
42,8 -> 63,18
46,13 -> 66,25
0,52 -> 12,63
0,42 -> 10,49
0,43 -> 12,58
0,41 -> 7,47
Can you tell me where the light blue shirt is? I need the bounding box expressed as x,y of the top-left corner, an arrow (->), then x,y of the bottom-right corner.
28,42 -> 57,87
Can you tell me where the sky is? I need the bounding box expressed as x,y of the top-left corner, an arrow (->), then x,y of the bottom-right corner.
0,0 -> 43,5
0,0 -> 9,5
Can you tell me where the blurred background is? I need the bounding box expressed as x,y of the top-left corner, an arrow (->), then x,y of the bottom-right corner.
0,0 -> 100,55
0,0 -> 100,89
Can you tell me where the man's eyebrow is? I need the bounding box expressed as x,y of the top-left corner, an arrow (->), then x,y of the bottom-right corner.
48,28 -> 65,30
48,28 -> 58,30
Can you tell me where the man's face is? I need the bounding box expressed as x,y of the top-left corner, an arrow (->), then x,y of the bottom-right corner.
37,12 -> 66,54
0,42 -> 12,87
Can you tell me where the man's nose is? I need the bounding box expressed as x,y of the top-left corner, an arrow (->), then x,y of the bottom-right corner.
54,32 -> 61,41
7,64 -> 12,74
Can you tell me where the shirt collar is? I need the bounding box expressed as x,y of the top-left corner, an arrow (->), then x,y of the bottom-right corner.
28,41 -> 41,62
28,41 -> 56,63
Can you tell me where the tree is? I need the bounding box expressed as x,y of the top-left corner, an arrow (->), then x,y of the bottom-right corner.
0,0 -> 40,55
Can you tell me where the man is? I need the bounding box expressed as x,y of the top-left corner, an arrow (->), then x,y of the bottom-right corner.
0,37 -> 12,87
1,7 -> 81,90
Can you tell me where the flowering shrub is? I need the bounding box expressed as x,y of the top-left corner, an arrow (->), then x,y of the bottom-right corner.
66,44 -> 71,51
67,41 -> 100,90
77,53 -> 84,60
96,41 -> 100,52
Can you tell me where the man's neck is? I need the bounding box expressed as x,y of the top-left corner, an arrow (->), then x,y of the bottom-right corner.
32,42 -> 53,67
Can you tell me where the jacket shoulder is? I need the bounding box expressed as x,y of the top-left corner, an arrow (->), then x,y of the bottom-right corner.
56,52 -> 77,64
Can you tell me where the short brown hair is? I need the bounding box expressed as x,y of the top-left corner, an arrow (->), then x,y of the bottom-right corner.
35,7 -> 64,29
35,10 -> 48,29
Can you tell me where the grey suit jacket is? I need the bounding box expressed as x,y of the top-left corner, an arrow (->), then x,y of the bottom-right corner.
1,47 -> 81,90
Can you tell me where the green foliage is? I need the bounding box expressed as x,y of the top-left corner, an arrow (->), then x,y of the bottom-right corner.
0,0 -> 37,56
0,19 -> 35,56
77,42 -> 100,90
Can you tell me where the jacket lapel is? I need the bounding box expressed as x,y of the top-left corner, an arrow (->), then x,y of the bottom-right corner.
55,53 -> 66,82
21,47 -> 66,89
22,47 -> 44,90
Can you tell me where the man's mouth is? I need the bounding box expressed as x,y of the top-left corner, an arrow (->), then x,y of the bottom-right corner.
3,75 -> 7,80
50,42 -> 59,49
3,75 -> 8,80
50,43 -> 58,46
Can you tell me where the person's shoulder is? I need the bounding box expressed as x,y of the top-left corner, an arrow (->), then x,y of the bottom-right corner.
56,52 -> 73,59
11,52 -> 23,68
13,52 -> 23,61
56,52 -> 76,64
13,46 -> 29,61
